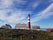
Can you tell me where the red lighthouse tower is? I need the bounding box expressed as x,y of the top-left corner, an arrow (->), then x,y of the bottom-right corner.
28,14 -> 31,30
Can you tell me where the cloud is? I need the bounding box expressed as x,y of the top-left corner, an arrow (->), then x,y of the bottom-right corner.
12,0 -> 28,7
31,3 -> 53,23
15,0 -> 27,5
0,0 -> 32,27
0,10 -> 28,23
0,10 -> 6,20
0,0 -> 13,9
25,0 -> 41,11
32,2 -> 40,9
6,11 -> 27,23
0,0 -> 52,28
0,9 -> 32,28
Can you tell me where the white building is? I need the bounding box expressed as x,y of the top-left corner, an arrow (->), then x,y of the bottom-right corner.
15,24 -> 29,29
15,24 -> 40,30
32,26 -> 40,30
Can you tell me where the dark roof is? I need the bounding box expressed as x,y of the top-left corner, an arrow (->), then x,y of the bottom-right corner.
1,24 -> 12,29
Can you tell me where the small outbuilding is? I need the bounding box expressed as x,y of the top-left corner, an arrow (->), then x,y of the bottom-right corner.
1,24 -> 12,29
46,28 -> 53,32
32,26 -> 40,30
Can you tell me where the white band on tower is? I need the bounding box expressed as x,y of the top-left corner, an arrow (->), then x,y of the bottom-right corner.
28,17 -> 30,19
28,21 -> 30,22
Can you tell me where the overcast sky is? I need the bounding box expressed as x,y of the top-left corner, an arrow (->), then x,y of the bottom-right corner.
0,0 -> 53,28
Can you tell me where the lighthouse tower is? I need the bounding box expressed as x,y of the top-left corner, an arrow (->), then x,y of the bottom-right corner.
28,14 -> 31,30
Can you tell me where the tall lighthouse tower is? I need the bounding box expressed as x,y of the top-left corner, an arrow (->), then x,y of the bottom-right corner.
28,14 -> 31,30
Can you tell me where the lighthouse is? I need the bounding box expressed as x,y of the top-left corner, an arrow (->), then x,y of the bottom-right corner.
28,14 -> 31,30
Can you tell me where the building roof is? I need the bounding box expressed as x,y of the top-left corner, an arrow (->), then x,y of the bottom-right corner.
1,24 -> 12,29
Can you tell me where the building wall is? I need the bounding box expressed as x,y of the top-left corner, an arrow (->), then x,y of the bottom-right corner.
15,24 -> 40,30
15,24 -> 29,29
46,28 -> 53,32
31,26 -> 40,30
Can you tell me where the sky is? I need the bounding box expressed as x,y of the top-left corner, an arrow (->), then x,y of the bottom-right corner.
0,0 -> 53,28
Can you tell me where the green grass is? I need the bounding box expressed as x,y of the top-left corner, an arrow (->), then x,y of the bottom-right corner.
0,29 -> 53,40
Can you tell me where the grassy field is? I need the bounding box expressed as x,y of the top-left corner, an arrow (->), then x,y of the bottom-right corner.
0,29 -> 53,40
